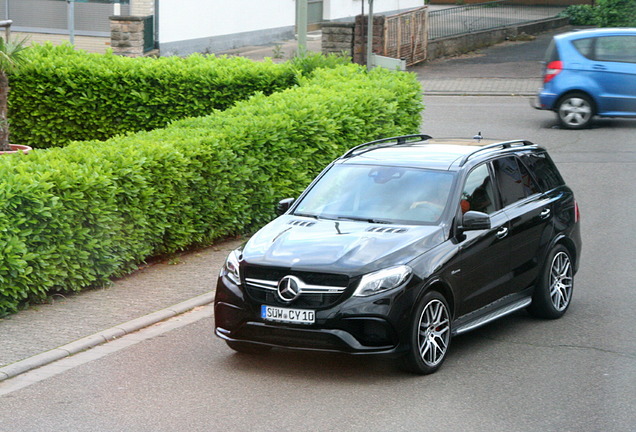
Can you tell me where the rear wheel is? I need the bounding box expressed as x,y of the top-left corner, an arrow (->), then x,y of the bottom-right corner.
528,245 -> 573,319
400,291 -> 451,375
557,92 -> 594,129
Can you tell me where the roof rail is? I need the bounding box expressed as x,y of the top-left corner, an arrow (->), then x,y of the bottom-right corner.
458,140 -> 535,167
341,134 -> 432,159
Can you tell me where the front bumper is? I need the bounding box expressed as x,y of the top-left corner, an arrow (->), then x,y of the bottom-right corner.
214,275 -> 412,356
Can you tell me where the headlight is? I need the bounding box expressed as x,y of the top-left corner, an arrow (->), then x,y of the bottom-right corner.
222,250 -> 241,285
353,265 -> 412,297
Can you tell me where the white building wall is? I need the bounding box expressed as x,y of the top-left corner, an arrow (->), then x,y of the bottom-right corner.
156,0 -> 425,56
130,0 -> 154,16
323,0 -> 425,21
158,0 -> 295,44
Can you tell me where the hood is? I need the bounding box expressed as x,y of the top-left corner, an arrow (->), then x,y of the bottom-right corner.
241,215 -> 446,276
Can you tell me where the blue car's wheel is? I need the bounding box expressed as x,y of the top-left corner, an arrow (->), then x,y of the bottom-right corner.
557,92 -> 594,129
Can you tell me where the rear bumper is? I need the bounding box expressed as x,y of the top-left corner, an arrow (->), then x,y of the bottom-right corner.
532,89 -> 558,111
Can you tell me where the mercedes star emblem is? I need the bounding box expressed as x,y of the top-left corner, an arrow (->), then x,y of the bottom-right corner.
277,275 -> 302,302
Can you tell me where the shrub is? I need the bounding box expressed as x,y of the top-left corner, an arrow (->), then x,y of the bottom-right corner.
10,44 -> 299,149
0,64 -> 422,316
558,5 -> 597,26
595,0 -> 636,27
559,0 -> 636,27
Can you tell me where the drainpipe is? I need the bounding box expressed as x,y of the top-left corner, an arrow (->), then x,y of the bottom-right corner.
297,0 -> 308,56
67,0 -> 75,45
366,0 -> 374,70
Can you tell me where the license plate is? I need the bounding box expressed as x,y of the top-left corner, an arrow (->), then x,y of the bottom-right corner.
261,305 -> 315,325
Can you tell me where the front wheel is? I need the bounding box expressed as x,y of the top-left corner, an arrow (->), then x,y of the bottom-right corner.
557,92 -> 594,129
528,245 -> 574,319
400,291 -> 451,375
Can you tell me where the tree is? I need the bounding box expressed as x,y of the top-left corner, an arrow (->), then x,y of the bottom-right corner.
0,37 -> 28,152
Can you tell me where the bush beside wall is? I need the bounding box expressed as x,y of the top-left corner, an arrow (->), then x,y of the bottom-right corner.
9,44 -> 299,149
0,64 -> 423,316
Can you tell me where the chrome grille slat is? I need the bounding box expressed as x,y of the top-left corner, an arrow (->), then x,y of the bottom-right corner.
243,268 -> 350,308
245,277 -> 346,293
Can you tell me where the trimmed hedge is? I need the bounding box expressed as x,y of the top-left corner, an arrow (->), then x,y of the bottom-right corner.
9,44 -> 300,149
559,0 -> 636,26
0,64 -> 423,316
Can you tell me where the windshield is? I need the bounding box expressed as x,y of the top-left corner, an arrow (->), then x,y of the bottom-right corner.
294,164 -> 455,225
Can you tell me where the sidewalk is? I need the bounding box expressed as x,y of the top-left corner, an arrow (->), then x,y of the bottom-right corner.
0,30 -> 553,382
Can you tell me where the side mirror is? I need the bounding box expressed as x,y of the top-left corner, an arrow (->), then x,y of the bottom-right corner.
276,198 -> 295,215
460,211 -> 491,231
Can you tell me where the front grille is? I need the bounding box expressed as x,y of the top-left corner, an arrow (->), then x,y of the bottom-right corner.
243,265 -> 350,309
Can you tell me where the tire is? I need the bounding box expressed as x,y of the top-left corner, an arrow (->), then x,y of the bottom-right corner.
400,291 -> 451,375
528,245 -> 574,319
556,92 -> 594,129
226,340 -> 272,354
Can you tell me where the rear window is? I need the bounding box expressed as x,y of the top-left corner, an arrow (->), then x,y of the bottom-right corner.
544,39 -> 560,63
572,38 -> 594,59
521,152 -> 565,192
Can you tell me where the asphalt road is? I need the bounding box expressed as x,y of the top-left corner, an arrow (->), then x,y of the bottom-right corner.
1,96 -> 634,432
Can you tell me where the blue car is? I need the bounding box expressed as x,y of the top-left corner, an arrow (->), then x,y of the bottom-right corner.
535,28 -> 636,129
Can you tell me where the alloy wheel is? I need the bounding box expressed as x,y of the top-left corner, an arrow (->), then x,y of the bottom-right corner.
549,251 -> 573,311
417,299 -> 450,367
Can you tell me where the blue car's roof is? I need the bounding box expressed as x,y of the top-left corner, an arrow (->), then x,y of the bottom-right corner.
556,27 -> 636,41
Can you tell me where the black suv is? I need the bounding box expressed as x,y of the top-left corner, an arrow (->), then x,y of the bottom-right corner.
214,135 -> 582,374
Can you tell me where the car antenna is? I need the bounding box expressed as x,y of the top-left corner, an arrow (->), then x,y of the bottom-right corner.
473,131 -> 483,142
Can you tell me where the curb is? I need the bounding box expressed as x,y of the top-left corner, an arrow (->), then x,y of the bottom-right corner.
423,91 -> 535,97
0,292 -> 215,382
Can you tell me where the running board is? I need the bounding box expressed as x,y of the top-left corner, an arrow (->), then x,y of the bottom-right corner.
452,297 -> 532,336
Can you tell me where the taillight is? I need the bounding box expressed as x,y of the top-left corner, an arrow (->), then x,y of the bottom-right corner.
574,200 -> 580,224
544,60 -> 563,83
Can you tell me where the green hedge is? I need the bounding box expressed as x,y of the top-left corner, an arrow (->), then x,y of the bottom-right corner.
0,64 -> 423,316
559,0 -> 636,26
9,44 -> 300,149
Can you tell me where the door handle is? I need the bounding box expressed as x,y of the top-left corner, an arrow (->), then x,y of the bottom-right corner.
496,227 -> 508,239
593,64 -> 607,71
540,208 -> 551,219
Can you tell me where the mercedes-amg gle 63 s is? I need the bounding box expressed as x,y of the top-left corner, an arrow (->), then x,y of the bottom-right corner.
214,134 -> 582,374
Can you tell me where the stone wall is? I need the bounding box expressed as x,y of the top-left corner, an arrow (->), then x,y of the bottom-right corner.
426,17 -> 569,60
322,22 -> 355,57
110,15 -> 157,57
322,16 -> 386,65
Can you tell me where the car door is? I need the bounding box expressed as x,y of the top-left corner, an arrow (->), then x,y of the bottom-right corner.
590,35 -> 636,115
492,156 -> 554,296
456,162 -> 512,316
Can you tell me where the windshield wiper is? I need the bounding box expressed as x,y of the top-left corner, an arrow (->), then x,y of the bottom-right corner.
335,216 -> 393,224
293,212 -> 321,220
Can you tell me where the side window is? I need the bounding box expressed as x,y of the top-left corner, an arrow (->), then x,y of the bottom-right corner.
522,152 -> 564,191
492,157 -> 540,207
572,37 -> 594,59
461,164 -> 497,214
595,36 -> 636,63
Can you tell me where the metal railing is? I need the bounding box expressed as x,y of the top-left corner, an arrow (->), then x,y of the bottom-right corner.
428,0 -> 566,40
